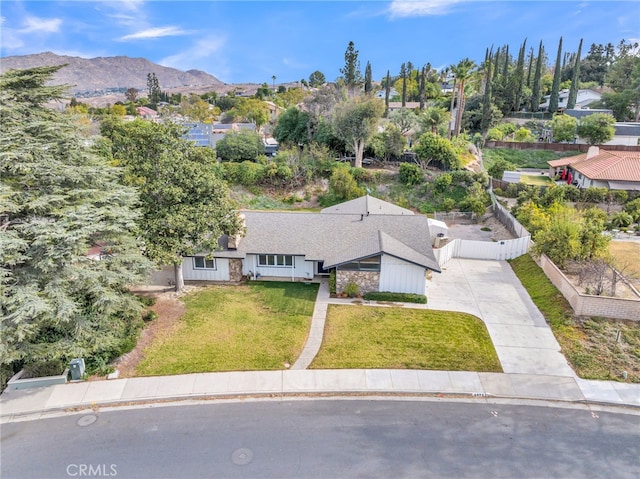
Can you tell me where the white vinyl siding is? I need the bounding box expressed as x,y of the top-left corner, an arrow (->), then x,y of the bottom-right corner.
379,255 -> 427,295
182,257 -> 230,281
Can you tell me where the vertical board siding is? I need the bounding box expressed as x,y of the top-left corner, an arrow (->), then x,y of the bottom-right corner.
243,255 -> 313,280
182,257 -> 231,281
379,255 -> 426,295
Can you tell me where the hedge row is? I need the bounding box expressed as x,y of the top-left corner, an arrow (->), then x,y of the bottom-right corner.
363,291 -> 427,304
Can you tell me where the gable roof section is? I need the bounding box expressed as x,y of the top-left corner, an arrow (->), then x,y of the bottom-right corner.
320,194 -> 414,216
217,207 -> 440,273
550,150 -> 640,181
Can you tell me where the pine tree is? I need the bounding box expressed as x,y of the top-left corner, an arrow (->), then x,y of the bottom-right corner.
566,38 -> 583,109
549,37 -> 563,113
0,67 -> 151,379
339,41 -> 362,97
146,72 -> 161,108
530,41 -> 544,112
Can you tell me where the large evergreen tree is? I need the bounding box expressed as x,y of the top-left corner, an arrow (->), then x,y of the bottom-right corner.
339,41 -> 362,97
364,61 -> 373,94
548,37 -> 563,113
1,67 -> 151,380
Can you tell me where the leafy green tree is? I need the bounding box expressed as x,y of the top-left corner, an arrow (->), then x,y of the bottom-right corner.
576,112 -> 615,144
624,198 -> 640,222
548,37 -> 563,113
532,204 -> 581,268
228,98 -> 270,130
488,158 -> 516,179
333,97 -> 385,168
413,132 -> 460,169
215,130 -> 265,162
580,42 -> 615,86
551,114 -> 578,142
273,107 -> 310,147
579,207 -> 610,261
180,93 -> 217,122
101,118 -> 241,291
1,67 -> 151,379
370,124 -> 406,162
389,107 -> 417,134
125,87 -> 139,102
309,70 -> 326,87
328,165 -> 365,201
459,182 -> 490,216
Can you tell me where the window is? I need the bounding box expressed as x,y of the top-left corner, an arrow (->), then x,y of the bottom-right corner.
258,254 -> 294,267
193,256 -> 216,270
338,256 -> 381,272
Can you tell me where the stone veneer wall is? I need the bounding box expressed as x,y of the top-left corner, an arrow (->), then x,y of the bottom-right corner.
336,270 -> 380,295
229,258 -> 243,282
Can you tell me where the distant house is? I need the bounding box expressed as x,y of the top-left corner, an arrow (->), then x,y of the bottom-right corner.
547,147 -> 640,191
182,195 -> 441,295
264,101 -> 284,122
376,88 -> 398,99
563,111 -> 640,146
540,89 -> 601,111
136,106 -> 158,119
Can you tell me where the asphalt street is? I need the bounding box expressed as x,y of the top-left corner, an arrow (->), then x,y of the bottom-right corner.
2,399 -> 638,479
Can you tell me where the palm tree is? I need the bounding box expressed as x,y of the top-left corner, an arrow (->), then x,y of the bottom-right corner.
451,58 -> 477,136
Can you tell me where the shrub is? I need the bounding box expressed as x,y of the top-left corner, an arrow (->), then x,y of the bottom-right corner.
343,281 -> 359,298
329,270 -> 336,295
143,310 -> 159,322
398,163 -> 423,186
363,291 -> 427,304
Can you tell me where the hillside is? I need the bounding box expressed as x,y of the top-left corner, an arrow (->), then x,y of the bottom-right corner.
0,52 -> 228,99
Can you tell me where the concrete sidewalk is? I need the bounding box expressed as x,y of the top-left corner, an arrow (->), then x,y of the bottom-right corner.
1,369 -> 638,422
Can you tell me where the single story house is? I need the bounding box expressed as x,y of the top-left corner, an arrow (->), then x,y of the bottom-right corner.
547,147 -> 640,191
182,195 -> 441,295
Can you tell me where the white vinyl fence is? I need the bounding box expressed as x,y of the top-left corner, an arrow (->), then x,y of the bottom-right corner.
434,236 -> 531,267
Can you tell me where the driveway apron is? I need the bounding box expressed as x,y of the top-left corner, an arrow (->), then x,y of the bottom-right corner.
427,258 -> 576,377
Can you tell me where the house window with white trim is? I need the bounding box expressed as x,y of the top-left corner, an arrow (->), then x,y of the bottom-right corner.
258,254 -> 294,267
193,256 -> 216,270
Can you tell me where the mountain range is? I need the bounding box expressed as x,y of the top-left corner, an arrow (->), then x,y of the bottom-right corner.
0,52 -> 243,105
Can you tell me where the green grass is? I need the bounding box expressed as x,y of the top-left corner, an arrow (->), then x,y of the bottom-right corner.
310,305 -> 502,371
136,282 -> 318,376
519,174 -> 555,186
509,254 -> 640,382
483,148 -> 579,169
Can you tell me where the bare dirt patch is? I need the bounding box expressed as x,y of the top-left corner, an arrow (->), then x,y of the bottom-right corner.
445,214 -> 516,242
112,293 -> 186,378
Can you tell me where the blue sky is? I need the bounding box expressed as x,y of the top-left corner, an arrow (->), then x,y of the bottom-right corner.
1,1 -> 638,84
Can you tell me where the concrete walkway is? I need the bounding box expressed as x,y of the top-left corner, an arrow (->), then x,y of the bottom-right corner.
292,280 -> 330,369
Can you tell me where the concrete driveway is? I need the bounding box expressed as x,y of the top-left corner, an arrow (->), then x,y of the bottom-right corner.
427,258 -> 576,377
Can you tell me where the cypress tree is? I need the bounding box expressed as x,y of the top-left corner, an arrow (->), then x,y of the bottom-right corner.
549,37 -> 563,113
526,46 -> 534,88
502,45 -> 510,79
419,64 -> 427,111
566,38 -> 583,109
514,39 -> 527,112
481,50 -> 494,133
364,61 -> 372,94
530,41 -> 544,112
400,62 -> 407,107
384,69 -> 391,116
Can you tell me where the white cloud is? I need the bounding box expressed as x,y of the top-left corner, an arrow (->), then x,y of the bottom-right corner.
119,26 -> 190,41
21,16 -> 62,33
388,0 -> 468,18
159,35 -> 228,78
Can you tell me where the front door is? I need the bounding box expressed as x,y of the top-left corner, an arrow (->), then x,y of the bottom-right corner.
316,261 -> 330,276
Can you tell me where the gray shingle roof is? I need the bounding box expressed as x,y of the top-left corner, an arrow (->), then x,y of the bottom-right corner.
212,203 -> 440,273
320,194 -> 414,216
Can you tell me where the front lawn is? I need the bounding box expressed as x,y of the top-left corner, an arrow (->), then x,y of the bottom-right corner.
310,305 -> 502,371
135,282 -> 318,376
519,174 -> 555,186
509,254 -> 640,382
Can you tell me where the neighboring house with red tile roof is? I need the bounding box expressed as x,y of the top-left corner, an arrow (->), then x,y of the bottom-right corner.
136,106 -> 158,119
548,147 -> 640,191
